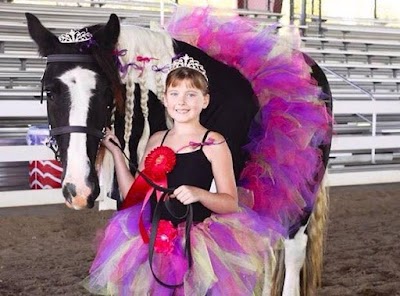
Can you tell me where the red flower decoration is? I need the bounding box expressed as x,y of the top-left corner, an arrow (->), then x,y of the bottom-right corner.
122,145 -> 176,243
154,220 -> 178,254
144,146 -> 176,180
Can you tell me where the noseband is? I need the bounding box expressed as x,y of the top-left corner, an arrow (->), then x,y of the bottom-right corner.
42,54 -> 111,161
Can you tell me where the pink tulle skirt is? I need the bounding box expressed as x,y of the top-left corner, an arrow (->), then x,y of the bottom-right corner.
83,203 -> 284,295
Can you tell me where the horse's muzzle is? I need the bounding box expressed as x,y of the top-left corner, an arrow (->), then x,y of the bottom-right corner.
62,182 -> 97,209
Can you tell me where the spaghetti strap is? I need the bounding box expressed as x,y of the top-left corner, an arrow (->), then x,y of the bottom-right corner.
200,130 -> 211,150
160,130 -> 170,146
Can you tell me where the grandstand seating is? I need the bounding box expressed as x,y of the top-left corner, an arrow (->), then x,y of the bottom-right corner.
302,17 -> 400,185
317,23 -> 400,40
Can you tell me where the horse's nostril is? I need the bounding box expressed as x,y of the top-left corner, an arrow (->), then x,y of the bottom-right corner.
64,195 -> 72,204
62,183 -> 77,202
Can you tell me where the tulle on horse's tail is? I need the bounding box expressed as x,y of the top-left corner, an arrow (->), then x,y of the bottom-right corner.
166,6 -> 331,235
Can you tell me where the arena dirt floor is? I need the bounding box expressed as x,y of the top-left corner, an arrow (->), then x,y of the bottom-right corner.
0,183 -> 399,296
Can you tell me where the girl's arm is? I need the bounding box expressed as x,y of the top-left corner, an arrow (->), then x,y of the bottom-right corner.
102,129 -> 164,200
173,132 -> 239,214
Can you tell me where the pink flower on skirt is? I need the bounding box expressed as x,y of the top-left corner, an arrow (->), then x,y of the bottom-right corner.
154,220 -> 178,254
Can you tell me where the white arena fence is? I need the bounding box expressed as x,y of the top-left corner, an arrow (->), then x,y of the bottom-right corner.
0,100 -> 113,208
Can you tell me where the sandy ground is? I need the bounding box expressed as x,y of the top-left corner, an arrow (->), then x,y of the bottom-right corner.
0,183 -> 399,296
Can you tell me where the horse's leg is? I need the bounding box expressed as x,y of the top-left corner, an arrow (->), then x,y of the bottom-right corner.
282,225 -> 308,296
98,146 -> 118,210
270,177 -> 328,296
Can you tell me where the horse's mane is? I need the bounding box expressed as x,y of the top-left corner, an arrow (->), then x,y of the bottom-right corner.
118,25 -> 175,92
117,26 -> 175,159
85,24 -> 125,113
92,24 -> 176,204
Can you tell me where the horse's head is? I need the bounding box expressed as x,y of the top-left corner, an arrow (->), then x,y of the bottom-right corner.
26,13 -> 122,209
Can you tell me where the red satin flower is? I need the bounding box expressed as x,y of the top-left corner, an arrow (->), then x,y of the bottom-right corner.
154,220 -> 178,254
144,146 -> 176,180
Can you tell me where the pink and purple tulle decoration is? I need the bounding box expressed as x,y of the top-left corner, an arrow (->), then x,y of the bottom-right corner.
167,7 -> 332,234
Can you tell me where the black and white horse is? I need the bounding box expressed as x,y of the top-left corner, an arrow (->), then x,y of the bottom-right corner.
26,12 -> 332,295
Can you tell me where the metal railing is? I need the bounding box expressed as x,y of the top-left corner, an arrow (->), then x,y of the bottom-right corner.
321,66 -> 378,163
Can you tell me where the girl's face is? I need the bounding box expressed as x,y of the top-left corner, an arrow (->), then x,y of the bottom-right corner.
164,79 -> 209,124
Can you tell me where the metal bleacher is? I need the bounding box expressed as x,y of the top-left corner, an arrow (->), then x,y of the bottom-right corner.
301,16 -> 400,186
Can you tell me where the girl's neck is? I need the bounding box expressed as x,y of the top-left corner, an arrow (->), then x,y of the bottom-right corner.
170,122 -> 205,135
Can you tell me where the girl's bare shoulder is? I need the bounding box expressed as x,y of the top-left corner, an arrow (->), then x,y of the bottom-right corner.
147,130 -> 168,149
205,131 -> 225,143
203,131 -> 230,160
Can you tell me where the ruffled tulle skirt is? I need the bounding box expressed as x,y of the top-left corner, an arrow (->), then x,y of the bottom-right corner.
83,203 -> 284,296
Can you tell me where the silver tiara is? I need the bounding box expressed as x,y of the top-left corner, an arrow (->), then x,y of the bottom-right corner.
58,29 -> 93,43
169,54 -> 208,82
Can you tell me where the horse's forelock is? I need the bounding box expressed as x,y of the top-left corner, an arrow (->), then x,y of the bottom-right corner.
80,23 -> 124,114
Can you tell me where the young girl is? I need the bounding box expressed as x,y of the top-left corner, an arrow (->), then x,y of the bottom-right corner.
85,55 -> 282,295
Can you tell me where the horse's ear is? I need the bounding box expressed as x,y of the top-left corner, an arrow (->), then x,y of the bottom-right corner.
26,13 -> 59,56
93,14 -> 120,50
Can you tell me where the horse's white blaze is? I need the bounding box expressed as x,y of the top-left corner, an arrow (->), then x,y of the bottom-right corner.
59,67 -> 97,200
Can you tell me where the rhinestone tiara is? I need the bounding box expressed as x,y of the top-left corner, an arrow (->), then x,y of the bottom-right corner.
169,54 -> 208,82
58,29 -> 93,44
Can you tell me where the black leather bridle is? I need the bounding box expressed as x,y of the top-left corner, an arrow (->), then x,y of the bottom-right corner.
42,54 -> 110,161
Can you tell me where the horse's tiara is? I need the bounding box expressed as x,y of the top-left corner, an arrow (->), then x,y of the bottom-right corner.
169,54 -> 208,82
58,29 -> 93,43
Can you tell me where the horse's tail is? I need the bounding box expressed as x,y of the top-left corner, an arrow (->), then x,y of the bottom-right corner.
270,247 -> 285,296
270,174 -> 329,296
301,177 -> 329,295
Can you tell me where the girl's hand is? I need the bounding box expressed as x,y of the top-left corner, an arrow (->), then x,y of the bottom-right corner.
171,185 -> 203,205
101,128 -> 121,154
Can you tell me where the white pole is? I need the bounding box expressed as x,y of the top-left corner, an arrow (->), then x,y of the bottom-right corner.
371,111 -> 377,164
160,0 -> 165,27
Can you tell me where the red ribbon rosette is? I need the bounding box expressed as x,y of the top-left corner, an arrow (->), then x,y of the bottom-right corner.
144,146 -> 176,179
121,146 -> 176,243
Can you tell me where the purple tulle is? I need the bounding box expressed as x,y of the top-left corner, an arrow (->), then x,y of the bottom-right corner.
84,203 -> 284,295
